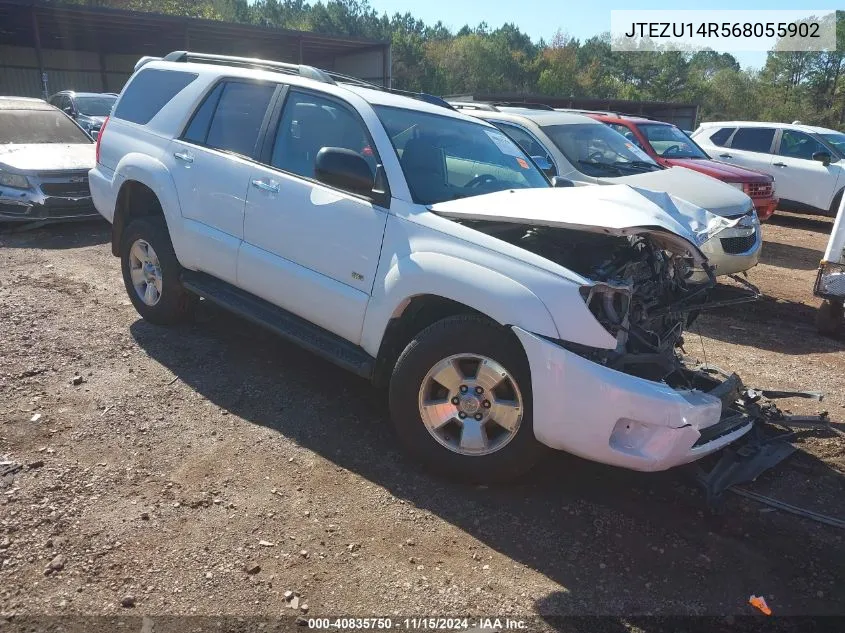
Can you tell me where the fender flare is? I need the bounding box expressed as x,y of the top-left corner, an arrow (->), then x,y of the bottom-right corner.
112,153 -> 186,258
360,251 -> 561,357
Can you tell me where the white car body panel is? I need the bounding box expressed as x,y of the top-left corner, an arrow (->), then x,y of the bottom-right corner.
514,328 -> 750,471
90,57 -> 755,474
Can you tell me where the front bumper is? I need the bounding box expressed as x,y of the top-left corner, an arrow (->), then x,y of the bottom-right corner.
751,196 -> 778,221
0,177 -> 99,223
514,327 -> 753,472
699,221 -> 762,276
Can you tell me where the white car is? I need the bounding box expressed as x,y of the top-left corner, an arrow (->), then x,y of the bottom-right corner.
693,120 -> 845,217
90,51 -> 753,481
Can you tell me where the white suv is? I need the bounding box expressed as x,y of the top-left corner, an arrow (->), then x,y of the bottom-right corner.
90,51 -> 754,481
693,120 -> 845,216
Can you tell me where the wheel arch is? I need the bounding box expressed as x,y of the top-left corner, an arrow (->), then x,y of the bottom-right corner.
111,154 -> 183,257
365,252 -> 560,388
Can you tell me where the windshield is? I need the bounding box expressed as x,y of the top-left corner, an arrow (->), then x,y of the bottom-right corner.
542,122 -> 661,177
818,132 -> 845,157
638,123 -> 709,159
0,109 -> 92,144
374,105 -> 549,205
75,95 -> 116,117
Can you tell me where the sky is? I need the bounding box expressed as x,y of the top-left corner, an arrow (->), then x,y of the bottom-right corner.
365,0 -> 841,69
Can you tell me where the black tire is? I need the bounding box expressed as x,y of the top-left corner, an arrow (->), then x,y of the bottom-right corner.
816,299 -> 844,337
120,216 -> 197,325
388,315 -> 547,483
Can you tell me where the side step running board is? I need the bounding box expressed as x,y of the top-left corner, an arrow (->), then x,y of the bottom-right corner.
181,270 -> 375,379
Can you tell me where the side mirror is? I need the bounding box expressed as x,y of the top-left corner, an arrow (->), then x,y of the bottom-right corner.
813,151 -> 832,167
314,147 -> 375,197
531,155 -> 556,177
551,176 -> 574,188
62,105 -> 74,115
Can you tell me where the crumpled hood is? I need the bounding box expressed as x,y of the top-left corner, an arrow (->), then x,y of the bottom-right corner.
665,158 -> 772,184
604,166 -> 754,218
429,184 -> 741,265
0,143 -> 95,172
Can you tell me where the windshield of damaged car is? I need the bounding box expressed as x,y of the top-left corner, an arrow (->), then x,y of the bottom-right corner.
542,122 -> 662,176
75,95 -> 116,117
374,105 -> 549,204
0,109 -> 92,144
638,123 -> 709,159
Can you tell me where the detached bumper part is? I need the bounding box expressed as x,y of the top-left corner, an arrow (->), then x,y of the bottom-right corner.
513,327 -> 752,471
814,261 -> 845,299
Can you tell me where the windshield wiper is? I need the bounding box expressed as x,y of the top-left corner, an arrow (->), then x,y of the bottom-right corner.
617,160 -> 661,172
577,159 -> 623,174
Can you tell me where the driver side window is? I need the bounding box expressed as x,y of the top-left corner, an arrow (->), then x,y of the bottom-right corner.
778,130 -> 827,161
271,90 -> 377,179
608,123 -> 643,149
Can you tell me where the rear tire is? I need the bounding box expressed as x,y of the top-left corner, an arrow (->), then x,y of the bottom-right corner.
120,216 -> 197,325
816,299 -> 844,337
388,315 -> 547,483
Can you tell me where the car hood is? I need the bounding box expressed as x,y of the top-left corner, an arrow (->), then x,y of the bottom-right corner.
430,185 -> 742,266
78,115 -> 107,127
0,143 -> 95,172
601,166 -> 753,218
665,157 -> 773,184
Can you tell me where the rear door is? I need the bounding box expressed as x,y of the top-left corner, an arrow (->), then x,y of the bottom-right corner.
166,79 -> 279,284
771,129 -> 841,211
717,126 -> 776,174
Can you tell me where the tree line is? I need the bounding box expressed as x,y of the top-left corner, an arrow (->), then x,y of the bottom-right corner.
57,1 -> 845,128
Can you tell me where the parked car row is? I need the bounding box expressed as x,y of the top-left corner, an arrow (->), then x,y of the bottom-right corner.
449,103 -> 762,277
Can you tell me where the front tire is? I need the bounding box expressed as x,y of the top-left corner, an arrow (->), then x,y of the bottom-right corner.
120,216 -> 197,325
388,315 -> 547,483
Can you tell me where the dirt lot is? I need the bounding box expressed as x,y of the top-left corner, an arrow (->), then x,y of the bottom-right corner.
1,212 -> 843,629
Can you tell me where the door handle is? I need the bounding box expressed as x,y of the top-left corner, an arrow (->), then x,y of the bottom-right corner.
173,151 -> 194,163
719,153 -> 732,158
773,162 -> 787,167
251,179 -> 280,193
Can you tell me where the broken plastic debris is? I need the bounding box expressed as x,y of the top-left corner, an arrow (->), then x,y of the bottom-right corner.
749,595 -> 772,615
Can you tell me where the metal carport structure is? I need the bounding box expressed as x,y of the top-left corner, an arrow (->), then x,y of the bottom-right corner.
0,0 -> 391,98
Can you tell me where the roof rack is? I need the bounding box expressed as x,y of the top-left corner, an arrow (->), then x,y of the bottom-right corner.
555,107 -> 658,121
494,102 -> 554,111
152,51 -> 455,111
448,101 -> 500,112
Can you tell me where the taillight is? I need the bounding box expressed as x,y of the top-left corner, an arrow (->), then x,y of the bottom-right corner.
95,116 -> 109,164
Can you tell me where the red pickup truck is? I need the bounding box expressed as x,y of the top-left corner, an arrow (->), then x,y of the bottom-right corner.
581,112 -> 779,220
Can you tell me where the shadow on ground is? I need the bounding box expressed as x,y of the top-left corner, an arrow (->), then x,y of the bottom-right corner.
129,301 -> 845,618
760,240 -> 824,271
0,219 -> 109,249
768,213 -> 833,235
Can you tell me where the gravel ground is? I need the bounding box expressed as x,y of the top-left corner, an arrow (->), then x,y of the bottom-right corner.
0,212 -> 843,629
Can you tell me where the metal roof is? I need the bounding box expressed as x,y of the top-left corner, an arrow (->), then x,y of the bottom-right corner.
0,0 -> 388,64
0,96 -> 52,109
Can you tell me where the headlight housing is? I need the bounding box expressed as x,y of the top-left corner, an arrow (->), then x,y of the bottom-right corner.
0,171 -> 30,190
726,181 -> 745,192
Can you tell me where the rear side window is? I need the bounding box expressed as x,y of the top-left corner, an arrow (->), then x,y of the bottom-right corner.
183,83 -> 225,144
729,127 -> 775,153
113,69 -> 197,125
204,82 -> 276,157
708,127 -> 735,147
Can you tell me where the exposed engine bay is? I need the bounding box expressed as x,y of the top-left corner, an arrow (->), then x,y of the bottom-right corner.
472,222 -> 722,381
